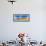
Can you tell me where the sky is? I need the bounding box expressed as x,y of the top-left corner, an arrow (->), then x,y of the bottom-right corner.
0,0 -> 46,42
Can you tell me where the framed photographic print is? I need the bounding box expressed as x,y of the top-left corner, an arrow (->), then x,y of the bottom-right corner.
13,14 -> 30,22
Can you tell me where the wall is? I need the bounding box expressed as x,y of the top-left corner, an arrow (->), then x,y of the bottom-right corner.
0,0 -> 46,41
